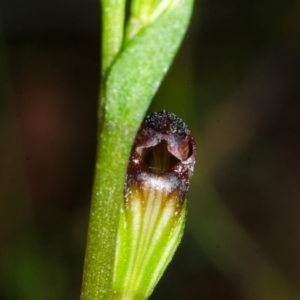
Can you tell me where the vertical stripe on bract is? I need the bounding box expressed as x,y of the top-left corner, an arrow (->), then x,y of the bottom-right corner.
117,186 -> 185,298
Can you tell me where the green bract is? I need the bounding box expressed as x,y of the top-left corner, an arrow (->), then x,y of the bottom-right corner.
114,194 -> 187,300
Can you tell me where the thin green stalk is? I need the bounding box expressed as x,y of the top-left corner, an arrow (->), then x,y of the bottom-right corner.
80,123 -> 135,300
101,0 -> 126,78
81,2 -> 127,299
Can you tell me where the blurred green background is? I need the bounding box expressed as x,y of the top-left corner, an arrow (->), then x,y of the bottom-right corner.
1,0 -> 300,299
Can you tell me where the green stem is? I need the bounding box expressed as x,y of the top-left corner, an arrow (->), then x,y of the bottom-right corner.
80,2 -> 127,300
81,121 -> 135,300
101,0 -> 126,78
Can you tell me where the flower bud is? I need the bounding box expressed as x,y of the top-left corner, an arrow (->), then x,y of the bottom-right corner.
113,111 -> 196,300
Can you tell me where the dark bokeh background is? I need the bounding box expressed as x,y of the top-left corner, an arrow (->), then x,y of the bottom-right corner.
1,0 -> 300,299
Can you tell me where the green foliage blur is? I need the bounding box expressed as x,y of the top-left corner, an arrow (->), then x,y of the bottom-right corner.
1,0 -> 300,299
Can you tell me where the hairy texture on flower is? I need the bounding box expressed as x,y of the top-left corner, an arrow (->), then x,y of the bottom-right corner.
126,110 -> 196,204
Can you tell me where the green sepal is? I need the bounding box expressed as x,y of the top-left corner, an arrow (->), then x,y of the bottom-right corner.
113,189 -> 187,300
